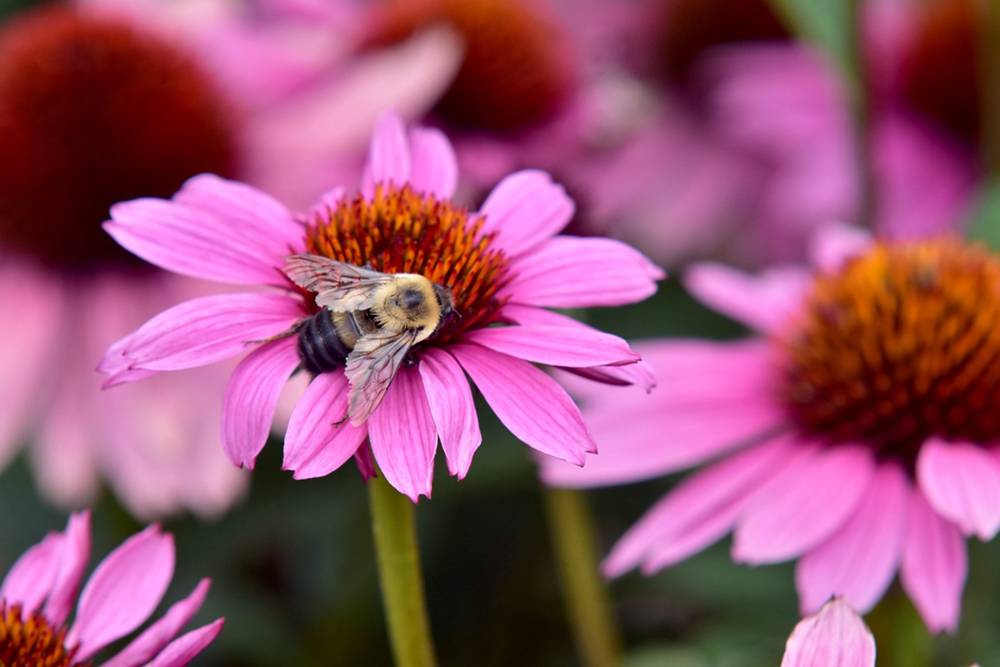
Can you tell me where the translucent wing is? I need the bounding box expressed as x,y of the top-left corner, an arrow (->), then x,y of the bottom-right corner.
284,254 -> 392,312
343,328 -> 418,425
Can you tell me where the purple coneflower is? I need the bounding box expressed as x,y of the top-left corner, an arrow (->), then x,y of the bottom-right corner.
101,110 -> 661,501
0,511 -> 222,666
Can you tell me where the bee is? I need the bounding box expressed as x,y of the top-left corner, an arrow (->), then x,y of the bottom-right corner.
284,254 -> 455,425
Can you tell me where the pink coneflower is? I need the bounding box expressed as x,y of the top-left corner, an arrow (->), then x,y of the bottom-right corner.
0,511 -> 222,666
100,111 -> 662,502
543,225 -> 1000,633
781,598 -> 875,667
0,1 -> 459,517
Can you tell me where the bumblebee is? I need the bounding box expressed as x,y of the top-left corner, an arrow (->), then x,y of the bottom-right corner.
284,254 -> 455,425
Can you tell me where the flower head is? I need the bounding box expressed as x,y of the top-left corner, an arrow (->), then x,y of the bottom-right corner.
0,511 -> 222,666
543,225 -> 1000,633
101,110 -> 662,501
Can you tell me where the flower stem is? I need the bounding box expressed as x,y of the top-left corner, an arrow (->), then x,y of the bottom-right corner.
865,591 -> 931,667
368,473 -> 437,667
543,487 -> 623,667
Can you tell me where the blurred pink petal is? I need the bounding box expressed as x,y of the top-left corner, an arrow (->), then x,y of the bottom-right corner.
419,349 -> 481,480
409,127 -> 459,199
917,439 -> 1000,540
684,262 -> 811,334
808,223 -> 873,273
362,110 -> 411,197
781,598 -> 876,667
478,170 -> 575,257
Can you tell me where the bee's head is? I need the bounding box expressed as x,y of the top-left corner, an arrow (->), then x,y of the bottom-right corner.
432,283 -> 457,331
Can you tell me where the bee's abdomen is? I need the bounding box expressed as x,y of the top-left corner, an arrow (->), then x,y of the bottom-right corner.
297,309 -> 352,375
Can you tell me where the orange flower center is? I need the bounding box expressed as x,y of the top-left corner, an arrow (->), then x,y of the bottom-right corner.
369,0 -> 572,133
0,602 -> 88,667
780,239 -> 1000,466
305,183 -> 511,345
0,6 -> 237,273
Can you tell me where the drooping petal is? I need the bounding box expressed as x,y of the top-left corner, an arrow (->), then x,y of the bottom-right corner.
0,533 -> 62,615
797,462 -> 909,614
409,127 -> 458,199
477,170 -> 575,257
67,526 -> 175,660
501,237 -> 664,308
221,338 -> 301,469
43,511 -> 91,628
900,490 -> 967,634
419,349 -> 481,479
733,445 -> 876,565
102,579 -> 211,667
781,598 -> 876,667
361,110 -> 411,198
367,367 -> 438,501
144,619 -> 225,667
465,325 -> 638,368
917,439 -> 1000,540
602,438 -> 805,577
684,262 -> 811,334
283,372 -> 368,480
451,344 -> 596,465
103,293 -> 303,378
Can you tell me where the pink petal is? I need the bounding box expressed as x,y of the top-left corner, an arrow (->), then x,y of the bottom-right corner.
221,338 -> 301,469
501,237 -> 664,308
103,294 -> 303,379
68,525 -> 175,660
684,262 -> 811,334
450,344 -> 596,465
477,170 -> 575,257
409,127 -> 458,199
781,598 -> 876,667
602,438 -> 805,577
900,490 -> 968,633
105,177 -> 303,287
465,325 -> 638,368
283,372 -> 368,480
917,439 -> 1000,540
144,618 -> 225,667
808,224 -> 873,273
419,349 -> 481,479
43,512 -> 92,628
353,442 -> 378,481
361,110 -> 411,198
796,462 -> 909,614
103,579 -> 211,667
733,445 -> 876,565
367,367 -> 438,501
1,533 -> 63,615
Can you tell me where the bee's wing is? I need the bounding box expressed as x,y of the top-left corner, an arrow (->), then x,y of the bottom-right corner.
343,328 -> 419,425
285,254 -> 392,312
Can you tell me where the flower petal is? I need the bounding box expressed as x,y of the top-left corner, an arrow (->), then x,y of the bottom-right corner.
808,224 -> 872,274
144,618 -> 225,667
501,237 -> 664,308
361,110 -> 411,198
917,438 -> 1000,541
283,372 -> 368,480
67,525 -> 175,660
733,445 -> 876,565
796,462 -> 909,614
409,127 -> 458,199
42,511 -> 92,628
900,490 -> 967,634
477,170 -> 575,257
451,344 -> 596,465
465,325 -> 639,368
419,349 -> 481,479
102,579 -> 211,667
102,293 -> 303,379
684,262 -> 811,334
367,367 -> 438,501
1,533 -> 62,615
781,598 -> 876,667
221,338 -> 301,469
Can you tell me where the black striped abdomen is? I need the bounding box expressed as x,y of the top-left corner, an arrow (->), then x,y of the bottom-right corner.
297,309 -> 353,375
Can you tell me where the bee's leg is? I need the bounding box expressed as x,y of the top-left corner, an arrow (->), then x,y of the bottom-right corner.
244,321 -> 303,346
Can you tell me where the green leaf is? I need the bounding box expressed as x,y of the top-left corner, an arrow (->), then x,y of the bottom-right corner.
766,0 -> 858,80
967,179 -> 1000,250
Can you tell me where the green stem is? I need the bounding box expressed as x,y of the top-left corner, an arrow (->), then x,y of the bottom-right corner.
368,473 -> 437,667
865,591 -> 932,667
543,487 -> 623,667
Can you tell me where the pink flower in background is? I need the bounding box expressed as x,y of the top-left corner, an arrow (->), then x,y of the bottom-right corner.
781,598 -> 875,667
0,0 -> 460,517
100,111 -> 662,502
0,511 -> 222,666
543,225 -> 1000,633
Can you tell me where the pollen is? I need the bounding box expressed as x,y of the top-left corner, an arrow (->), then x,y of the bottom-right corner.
0,602 -> 87,667
306,183 -> 511,344
780,238 -> 1000,467
0,5 -> 237,273
369,0 -> 572,133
